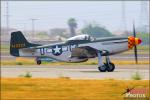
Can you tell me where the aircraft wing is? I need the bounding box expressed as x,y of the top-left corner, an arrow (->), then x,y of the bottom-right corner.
70,46 -> 98,58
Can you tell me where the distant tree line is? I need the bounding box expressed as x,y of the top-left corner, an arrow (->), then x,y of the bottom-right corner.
81,23 -> 113,38
50,18 -> 113,38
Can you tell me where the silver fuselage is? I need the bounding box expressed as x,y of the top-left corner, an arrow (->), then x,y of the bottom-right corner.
19,37 -> 128,62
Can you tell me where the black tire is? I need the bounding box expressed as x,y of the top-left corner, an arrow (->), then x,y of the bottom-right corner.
105,62 -> 115,72
98,64 -> 107,72
37,60 -> 41,65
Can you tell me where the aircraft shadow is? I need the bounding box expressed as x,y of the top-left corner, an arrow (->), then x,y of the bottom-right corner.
80,71 -> 119,73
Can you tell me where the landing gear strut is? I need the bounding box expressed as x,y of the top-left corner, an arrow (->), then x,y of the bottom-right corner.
97,51 -> 115,72
97,51 -> 107,72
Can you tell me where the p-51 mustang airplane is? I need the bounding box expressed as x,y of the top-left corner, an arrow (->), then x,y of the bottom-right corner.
10,25 -> 142,72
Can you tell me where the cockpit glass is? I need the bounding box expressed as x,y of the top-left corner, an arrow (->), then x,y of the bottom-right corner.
67,34 -> 95,41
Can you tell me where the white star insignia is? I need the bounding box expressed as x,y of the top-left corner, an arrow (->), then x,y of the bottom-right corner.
53,45 -> 61,54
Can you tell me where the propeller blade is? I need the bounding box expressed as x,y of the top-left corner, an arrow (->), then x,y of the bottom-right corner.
133,22 -> 138,64
134,45 -> 138,64
133,23 -> 136,37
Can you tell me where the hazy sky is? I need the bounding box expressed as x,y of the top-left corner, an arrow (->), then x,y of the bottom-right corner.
1,1 -> 149,32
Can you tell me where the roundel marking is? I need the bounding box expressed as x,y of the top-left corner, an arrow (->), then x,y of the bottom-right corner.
52,45 -> 62,56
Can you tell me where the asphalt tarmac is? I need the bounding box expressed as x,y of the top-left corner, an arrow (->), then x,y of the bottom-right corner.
1,65 -> 149,80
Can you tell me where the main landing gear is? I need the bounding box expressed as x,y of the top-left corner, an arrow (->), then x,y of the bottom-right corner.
37,60 -> 41,65
97,51 -> 115,72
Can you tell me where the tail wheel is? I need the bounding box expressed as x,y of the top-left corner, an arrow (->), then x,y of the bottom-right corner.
37,60 -> 41,65
105,62 -> 115,72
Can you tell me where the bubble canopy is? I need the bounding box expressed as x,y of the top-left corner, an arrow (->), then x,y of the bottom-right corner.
67,34 -> 95,41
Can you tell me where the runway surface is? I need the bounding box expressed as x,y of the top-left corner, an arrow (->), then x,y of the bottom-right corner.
1,54 -> 149,60
1,65 -> 149,80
